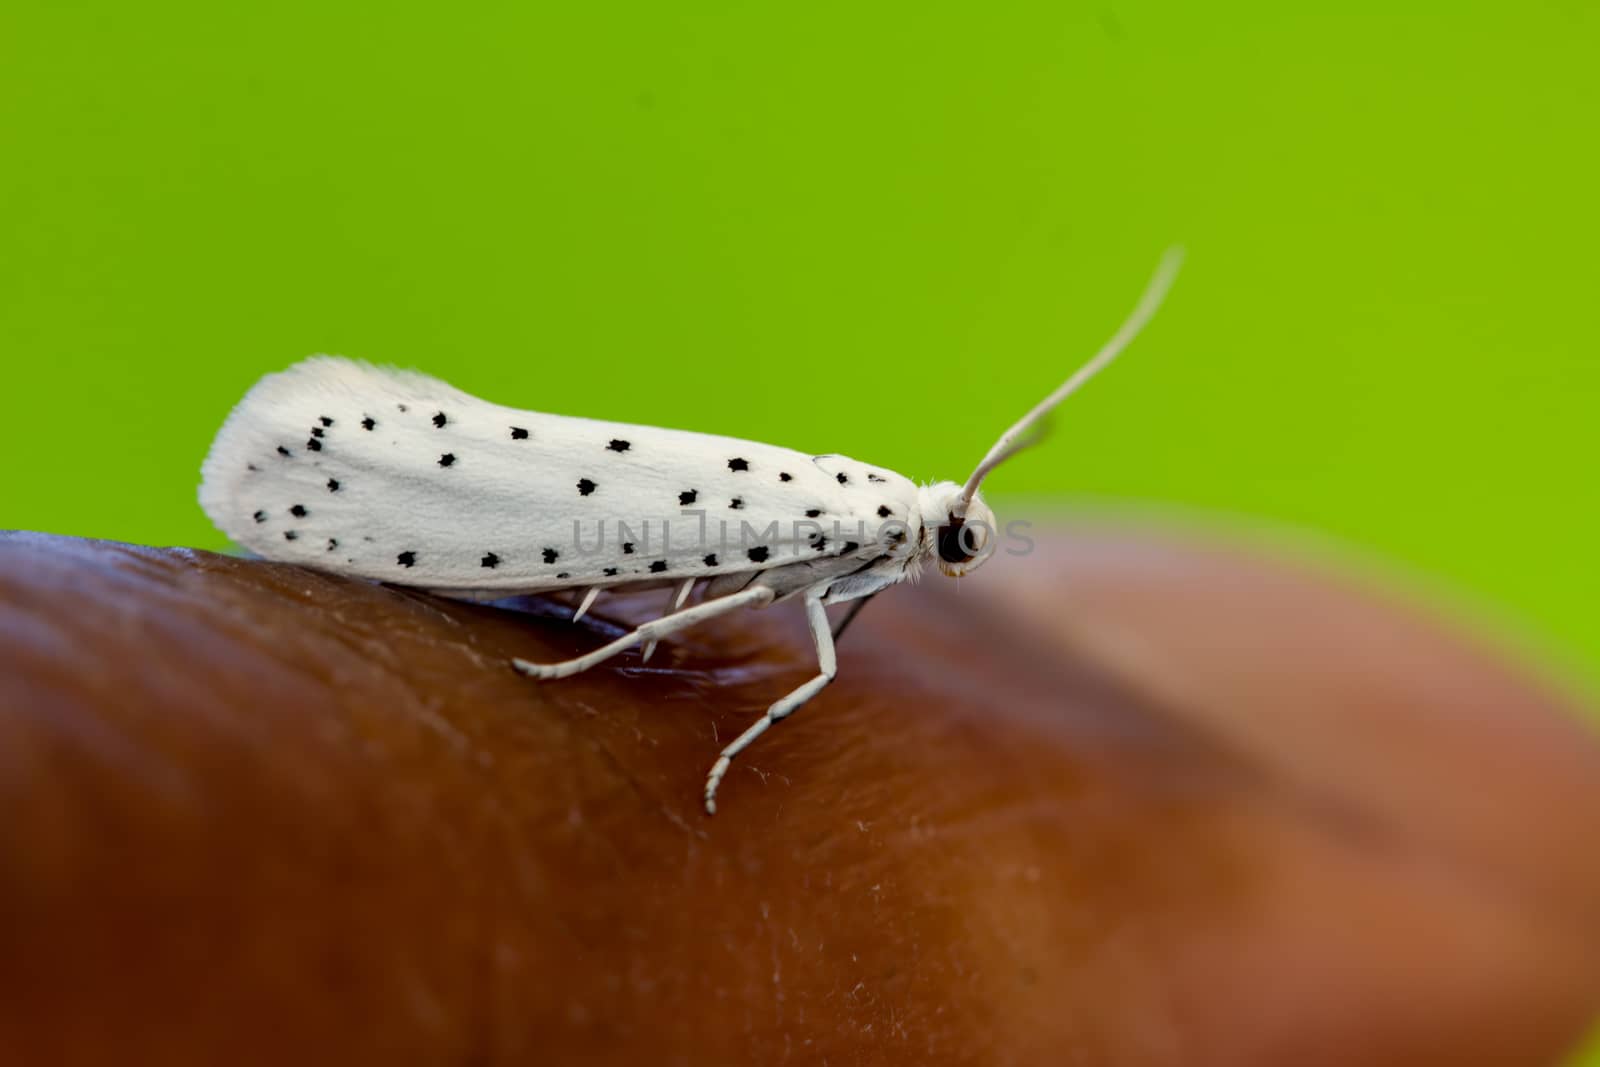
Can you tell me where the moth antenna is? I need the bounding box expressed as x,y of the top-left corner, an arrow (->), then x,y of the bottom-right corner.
955,246 -> 1185,515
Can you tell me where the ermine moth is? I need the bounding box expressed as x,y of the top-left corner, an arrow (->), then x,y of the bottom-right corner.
201,249 -> 1182,812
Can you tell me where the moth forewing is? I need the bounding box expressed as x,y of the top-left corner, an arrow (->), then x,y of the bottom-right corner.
199,357 -> 922,597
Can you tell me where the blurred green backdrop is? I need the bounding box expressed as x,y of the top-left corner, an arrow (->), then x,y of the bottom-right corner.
2,2 -> 1596,688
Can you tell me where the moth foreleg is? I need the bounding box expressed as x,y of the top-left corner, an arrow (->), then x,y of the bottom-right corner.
703,590 -> 836,815
512,584 -> 773,681
829,593 -> 876,642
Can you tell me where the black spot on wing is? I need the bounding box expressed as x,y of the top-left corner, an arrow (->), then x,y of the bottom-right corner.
310,426 -> 324,438
361,417 -> 376,431
779,472 -> 792,482
432,412 -> 448,428
542,547 -> 559,564
577,478 -> 596,496
481,552 -> 499,569
397,551 -> 416,567
510,427 -> 529,440
729,498 -> 743,510
747,546 -> 769,563
319,416 -> 334,427
877,505 -> 892,518
603,567 -> 618,577
284,531 -> 298,541
703,553 -> 718,566
679,489 -> 697,505
649,560 -> 668,573
608,439 -> 630,452
327,478 -> 340,492
438,453 -> 456,467
868,473 -> 886,483
843,541 -> 859,553
805,509 -> 821,518
327,538 -> 338,551
277,446 -> 291,457
306,437 -> 322,452
253,510 -> 267,523
289,505 -> 307,518
556,572 -> 570,579
622,542 -> 635,554
836,472 -> 848,485
810,534 -> 828,551
728,457 -> 749,472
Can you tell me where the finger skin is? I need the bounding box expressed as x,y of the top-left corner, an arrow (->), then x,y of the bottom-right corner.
0,529 -> 1596,1066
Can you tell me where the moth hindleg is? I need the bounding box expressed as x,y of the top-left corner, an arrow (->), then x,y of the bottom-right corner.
703,590 -> 836,815
512,584 -> 773,681
642,578 -> 697,664
572,586 -> 602,622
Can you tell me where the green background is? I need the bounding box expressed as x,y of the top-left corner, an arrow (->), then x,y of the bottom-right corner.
3,3 -> 1596,690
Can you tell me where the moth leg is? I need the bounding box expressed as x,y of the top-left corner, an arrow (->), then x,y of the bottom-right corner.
829,593 -> 876,641
703,591 -> 836,815
642,578 -> 697,664
572,586 -> 602,622
512,584 -> 772,681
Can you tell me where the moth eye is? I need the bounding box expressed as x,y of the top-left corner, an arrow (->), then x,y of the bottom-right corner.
937,520 -> 976,565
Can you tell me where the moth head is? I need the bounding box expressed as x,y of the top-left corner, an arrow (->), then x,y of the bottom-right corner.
918,481 -> 997,578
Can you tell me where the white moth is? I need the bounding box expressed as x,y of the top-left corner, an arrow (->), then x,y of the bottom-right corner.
200,249 -> 1183,813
